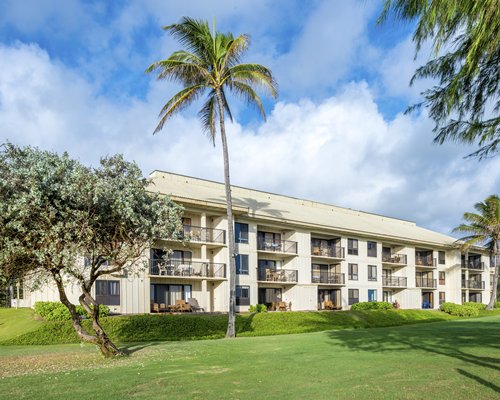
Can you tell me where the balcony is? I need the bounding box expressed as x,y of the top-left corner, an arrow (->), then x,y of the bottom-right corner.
461,260 -> 484,271
382,276 -> 408,288
311,272 -> 345,285
181,225 -> 226,245
257,267 -> 298,283
150,260 -> 226,279
382,254 -> 407,265
415,256 -> 436,268
311,246 -> 345,259
462,280 -> 485,290
257,239 -> 298,255
416,277 -> 437,288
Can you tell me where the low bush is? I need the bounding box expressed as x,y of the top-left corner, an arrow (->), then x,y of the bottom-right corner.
494,302 -> 500,309
440,302 -> 479,317
462,302 -> 487,310
34,301 -> 110,321
3,309 -> 457,345
248,304 -> 267,313
350,301 -> 393,311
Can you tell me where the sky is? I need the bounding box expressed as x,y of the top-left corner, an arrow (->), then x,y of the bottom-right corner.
0,0 -> 498,237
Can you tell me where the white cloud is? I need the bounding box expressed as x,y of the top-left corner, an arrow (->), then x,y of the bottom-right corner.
1,42 -> 498,237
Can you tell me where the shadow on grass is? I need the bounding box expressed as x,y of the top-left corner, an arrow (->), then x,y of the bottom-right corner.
457,368 -> 500,393
120,342 -> 162,355
327,318 -> 500,392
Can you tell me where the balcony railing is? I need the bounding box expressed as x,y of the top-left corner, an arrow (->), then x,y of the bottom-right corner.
311,272 -> 345,285
415,256 -> 436,267
257,239 -> 298,254
462,280 -> 485,290
311,246 -> 345,259
150,260 -> 226,278
382,254 -> 407,265
416,277 -> 437,288
382,276 -> 407,287
257,267 -> 298,283
461,260 -> 484,270
181,225 -> 226,244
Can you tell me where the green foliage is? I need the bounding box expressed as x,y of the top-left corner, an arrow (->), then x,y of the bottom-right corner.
146,17 -> 277,138
34,301 -> 110,321
380,0 -> 500,158
248,304 -> 267,313
462,302 -> 487,311
3,309 -> 457,345
350,301 -> 394,311
440,302 -> 479,317
494,302 -> 500,309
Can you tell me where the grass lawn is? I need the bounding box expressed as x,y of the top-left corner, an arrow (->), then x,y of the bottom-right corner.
0,315 -> 499,399
0,308 -> 42,342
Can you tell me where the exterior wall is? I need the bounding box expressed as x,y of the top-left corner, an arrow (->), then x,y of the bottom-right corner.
18,175 -> 495,313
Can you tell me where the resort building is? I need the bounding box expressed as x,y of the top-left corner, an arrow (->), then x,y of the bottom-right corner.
15,171 -> 493,313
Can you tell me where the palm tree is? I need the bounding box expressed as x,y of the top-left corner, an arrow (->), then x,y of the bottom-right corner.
146,17 -> 277,337
454,195 -> 500,310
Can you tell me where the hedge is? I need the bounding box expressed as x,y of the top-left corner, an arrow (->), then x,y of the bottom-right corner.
34,301 -> 110,321
462,302 -> 487,311
350,301 -> 393,311
2,309 -> 456,345
439,302 -> 479,317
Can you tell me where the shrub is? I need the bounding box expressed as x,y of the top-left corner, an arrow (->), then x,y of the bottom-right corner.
249,304 -> 267,313
462,302 -> 487,310
494,302 -> 500,309
34,301 -> 110,321
350,301 -> 393,311
440,302 -> 479,317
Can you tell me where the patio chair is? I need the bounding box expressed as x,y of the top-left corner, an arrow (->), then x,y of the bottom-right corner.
159,303 -> 167,313
151,302 -> 160,313
176,299 -> 192,312
278,301 -> 287,311
324,300 -> 334,310
188,298 -> 205,312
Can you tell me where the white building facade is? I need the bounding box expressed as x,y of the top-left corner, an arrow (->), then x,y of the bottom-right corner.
17,171 -> 494,313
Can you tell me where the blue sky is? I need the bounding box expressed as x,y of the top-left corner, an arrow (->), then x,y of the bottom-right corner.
0,0 -> 498,236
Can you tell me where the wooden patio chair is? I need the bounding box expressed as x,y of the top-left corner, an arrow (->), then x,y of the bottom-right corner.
188,298 -> 205,312
176,299 -> 191,312
151,302 -> 160,313
278,301 -> 287,311
159,303 -> 167,313
324,300 -> 334,310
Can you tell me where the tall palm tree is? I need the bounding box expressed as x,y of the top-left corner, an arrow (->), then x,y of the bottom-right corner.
454,195 -> 500,310
146,17 -> 277,337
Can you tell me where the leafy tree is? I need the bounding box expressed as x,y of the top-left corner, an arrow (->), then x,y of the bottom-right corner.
0,144 -> 182,356
146,17 -> 277,337
454,195 -> 500,310
379,0 -> 500,158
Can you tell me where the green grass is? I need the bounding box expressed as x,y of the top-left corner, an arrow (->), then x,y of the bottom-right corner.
0,308 -> 43,341
1,308 -> 467,345
0,315 -> 499,399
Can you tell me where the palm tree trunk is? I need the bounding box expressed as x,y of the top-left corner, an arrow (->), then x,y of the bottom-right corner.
487,240 -> 499,310
215,88 -> 237,338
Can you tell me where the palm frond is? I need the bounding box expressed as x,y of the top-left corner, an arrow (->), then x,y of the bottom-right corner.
225,64 -> 278,98
153,84 -> 206,134
229,81 -> 266,120
198,94 -> 218,144
220,34 -> 250,70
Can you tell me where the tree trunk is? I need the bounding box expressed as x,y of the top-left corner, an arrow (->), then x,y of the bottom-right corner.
487,240 -> 499,310
52,272 -> 97,343
79,291 -> 122,357
215,88 -> 237,338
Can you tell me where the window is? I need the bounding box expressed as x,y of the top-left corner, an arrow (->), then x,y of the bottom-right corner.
150,284 -> 192,305
368,265 -> 377,281
236,254 -> 249,275
96,280 -> 120,306
368,289 -> 377,302
367,241 -> 377,257
236,285 -> 250,306
348,289 -> 359,305
348,263 -> 358,280
439,271 -> 445,285
235,222 -> 249,244
438,251 -> 446,264
347,239 -> 358,255
439,292 -> 446,305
